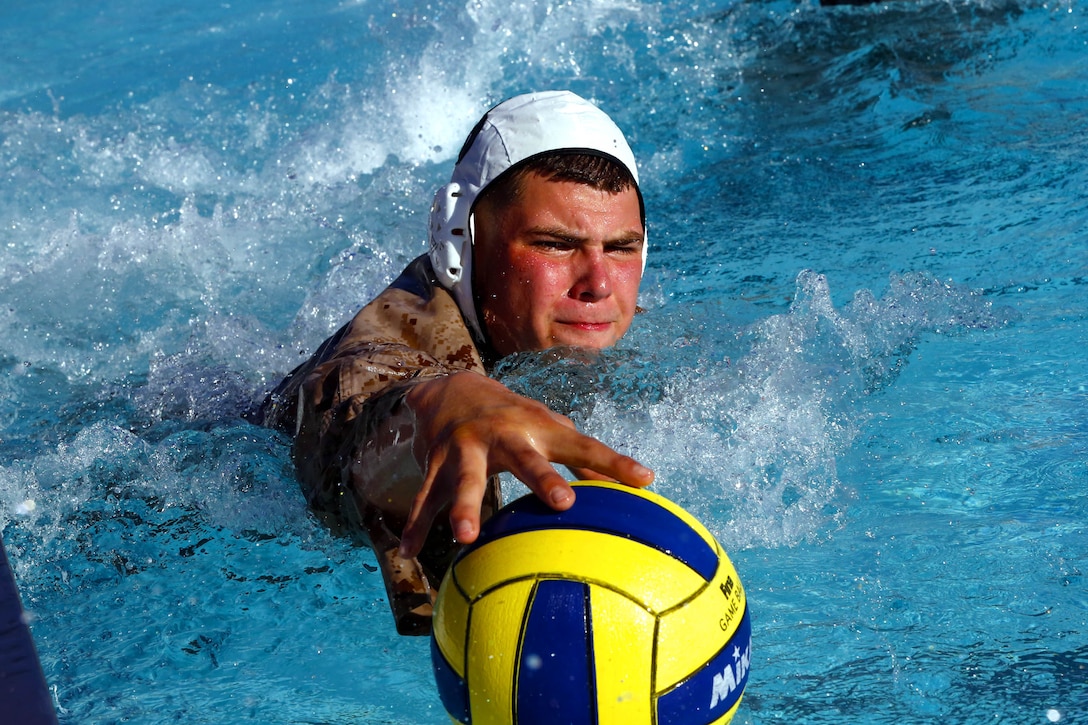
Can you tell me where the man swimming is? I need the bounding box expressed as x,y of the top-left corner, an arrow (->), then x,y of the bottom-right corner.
260,91 -> 655,634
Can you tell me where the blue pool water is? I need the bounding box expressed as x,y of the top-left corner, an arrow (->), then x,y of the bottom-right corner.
2,0 -> 1085,722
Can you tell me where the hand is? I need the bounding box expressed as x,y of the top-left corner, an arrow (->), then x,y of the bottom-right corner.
397,371 -> 654,557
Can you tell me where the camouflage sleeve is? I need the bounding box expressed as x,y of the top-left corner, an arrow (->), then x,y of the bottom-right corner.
290,342 -> 500,635
290,341 -> 454,518
261,256 -> 496,634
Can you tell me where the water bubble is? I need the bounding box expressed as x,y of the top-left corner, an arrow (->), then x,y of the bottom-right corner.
1047,709 -> 1061,722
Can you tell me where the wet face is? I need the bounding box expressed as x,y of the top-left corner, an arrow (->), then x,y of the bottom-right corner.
472,172 -> 645,358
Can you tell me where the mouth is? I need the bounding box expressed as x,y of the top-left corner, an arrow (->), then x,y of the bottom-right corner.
559,321 -> 613,331
549,320 -> 622,351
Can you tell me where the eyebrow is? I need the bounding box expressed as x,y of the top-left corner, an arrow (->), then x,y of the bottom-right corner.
524,225 -> 645,245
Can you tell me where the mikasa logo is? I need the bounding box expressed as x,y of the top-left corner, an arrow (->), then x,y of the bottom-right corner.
709,639 -> 751,709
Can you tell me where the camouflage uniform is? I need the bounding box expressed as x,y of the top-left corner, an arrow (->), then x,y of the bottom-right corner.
260,255 -> 501,634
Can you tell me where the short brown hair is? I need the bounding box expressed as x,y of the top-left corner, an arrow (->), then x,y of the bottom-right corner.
475,152 -> 639,214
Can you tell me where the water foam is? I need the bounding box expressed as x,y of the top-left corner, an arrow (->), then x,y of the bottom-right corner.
290,0 -> 655,187
0,417 -> 313,593
580,269 -> 1014,550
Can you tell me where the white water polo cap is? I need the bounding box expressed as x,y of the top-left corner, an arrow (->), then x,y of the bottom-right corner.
428,90 -> 645,342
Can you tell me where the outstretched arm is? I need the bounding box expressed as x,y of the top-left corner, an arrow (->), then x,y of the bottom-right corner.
398,371 -> 655,557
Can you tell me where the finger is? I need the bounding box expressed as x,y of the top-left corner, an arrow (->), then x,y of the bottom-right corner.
513,407 -> 653,489
507,449 -> 578,511
567,465 -> 610,482
399,438 -> 492,556
445,446 -> 492,546
549,409 -> 579,430
398,486 -> 439,559
545,432 -> 655,489
600,454 -> 655,488
398,445 -> 451,558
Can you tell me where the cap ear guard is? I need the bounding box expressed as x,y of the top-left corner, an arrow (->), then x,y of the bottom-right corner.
429,182 -> 472,287
429,181 -> 484,340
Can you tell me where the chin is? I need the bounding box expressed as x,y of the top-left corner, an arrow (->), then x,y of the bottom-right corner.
550,332 -> 620,351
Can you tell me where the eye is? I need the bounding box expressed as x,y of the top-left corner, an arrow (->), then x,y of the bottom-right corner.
607,240 -> 643,255
532,238 -> 574,251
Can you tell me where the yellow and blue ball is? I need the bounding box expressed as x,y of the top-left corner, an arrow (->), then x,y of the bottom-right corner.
430,481 -> 751,724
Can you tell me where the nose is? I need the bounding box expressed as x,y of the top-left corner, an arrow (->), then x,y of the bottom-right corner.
570,248 -> 612,302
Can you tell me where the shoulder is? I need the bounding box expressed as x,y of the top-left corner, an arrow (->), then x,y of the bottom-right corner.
387,254 -> 440,300
257,256 -> 487,431
345,256 -> 485,370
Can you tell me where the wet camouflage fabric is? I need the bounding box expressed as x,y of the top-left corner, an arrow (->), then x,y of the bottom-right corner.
260,255 -> 500,634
